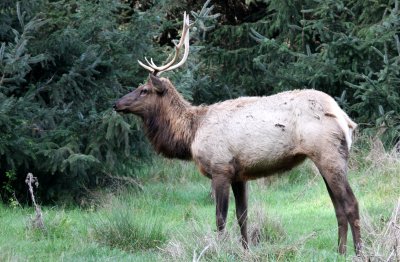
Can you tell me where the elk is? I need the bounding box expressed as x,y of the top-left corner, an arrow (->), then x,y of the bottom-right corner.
114,13 -> 361,255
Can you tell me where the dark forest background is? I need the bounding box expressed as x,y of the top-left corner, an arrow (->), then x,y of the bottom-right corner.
1,0 -> 399,203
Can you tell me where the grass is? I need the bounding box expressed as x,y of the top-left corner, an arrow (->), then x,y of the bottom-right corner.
0,138 -> 399,261
91,198 -> 167,251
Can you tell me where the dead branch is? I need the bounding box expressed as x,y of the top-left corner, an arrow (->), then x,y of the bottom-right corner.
25,173 -> 45,230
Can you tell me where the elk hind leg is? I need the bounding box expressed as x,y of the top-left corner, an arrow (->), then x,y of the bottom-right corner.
316,159 -> 361,255
322,177 -> 348,254
232,181 -> 249,248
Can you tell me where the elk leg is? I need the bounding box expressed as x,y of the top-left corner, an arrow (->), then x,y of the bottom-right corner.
232,181 -> 249,249
344,183 -> 362,255
322,177 -> 348,254
212,176 -> 231,233
317,164 -> 361,255
332,181 -> 361,255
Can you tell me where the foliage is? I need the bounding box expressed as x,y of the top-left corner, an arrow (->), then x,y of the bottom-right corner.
0,0 -> 157,202
1,0 -> 399,202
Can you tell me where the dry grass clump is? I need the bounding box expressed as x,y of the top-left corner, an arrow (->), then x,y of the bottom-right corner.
249,207 -> 287,245
365,138 -> 400,168
163,224 -> 260,261
355,199 -> 400,261
162,207 -> 315,261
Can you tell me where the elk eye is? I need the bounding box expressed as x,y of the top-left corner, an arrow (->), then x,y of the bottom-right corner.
140,89 -> 148,96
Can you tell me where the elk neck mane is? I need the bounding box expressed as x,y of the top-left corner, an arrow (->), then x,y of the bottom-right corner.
142,84 -> 207,160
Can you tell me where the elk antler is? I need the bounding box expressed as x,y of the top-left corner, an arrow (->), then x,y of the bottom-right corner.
138,12 -> 190,75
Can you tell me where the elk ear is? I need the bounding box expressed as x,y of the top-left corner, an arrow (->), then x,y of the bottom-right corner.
149,74 -> 165,94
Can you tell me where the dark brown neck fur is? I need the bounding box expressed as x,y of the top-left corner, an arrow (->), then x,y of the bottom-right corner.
142,87 -> 207,160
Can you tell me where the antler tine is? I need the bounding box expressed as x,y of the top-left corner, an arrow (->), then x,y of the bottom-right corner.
137,12 -> 191,75
144,57 -> 156,68
138,59 -> 155,73
150,58 -> 159,68
153,12 -> 190,72
161,14 -> 190,73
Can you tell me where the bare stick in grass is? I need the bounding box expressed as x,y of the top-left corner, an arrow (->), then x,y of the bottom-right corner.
25,173 -> 45,230
192,243 -> 211,262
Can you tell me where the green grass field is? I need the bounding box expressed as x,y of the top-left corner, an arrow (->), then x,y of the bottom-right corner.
1,140 -> 399,261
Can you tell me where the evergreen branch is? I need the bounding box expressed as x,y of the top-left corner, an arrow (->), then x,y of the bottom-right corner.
190,0 -> 220,40
288,24 -> 303,31
16,2 -> 26,29
371,46 -> 384,59
393,0 -> 399,15
306,44 -> 312,56
395,35 -> 400,57
249,28 -> 268,43
0,43 -> 5,63
344,81 -> 364,90
0,74 -> 4,87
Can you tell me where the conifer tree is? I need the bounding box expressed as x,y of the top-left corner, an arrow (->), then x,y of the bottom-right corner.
1,0 -> 398,203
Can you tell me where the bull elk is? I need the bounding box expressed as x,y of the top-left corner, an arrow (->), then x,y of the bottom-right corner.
114,13 -> 362,254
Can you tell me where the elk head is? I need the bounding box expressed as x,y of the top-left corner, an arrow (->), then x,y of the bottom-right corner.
113,12 -> 190,117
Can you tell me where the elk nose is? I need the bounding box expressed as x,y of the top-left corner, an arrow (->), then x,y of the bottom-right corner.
113,102 -> 118,110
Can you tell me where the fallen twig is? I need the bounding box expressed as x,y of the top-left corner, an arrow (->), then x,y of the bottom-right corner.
193,243 -> 211,262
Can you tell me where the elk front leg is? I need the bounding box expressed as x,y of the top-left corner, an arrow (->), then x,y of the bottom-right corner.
212,176 -> 231,234
232,181 -> 249,249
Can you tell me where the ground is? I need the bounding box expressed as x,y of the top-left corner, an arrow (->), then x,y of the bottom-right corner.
1,140 -> 399,261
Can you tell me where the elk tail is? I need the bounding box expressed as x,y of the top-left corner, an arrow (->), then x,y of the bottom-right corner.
343,112 -> 357,150
334,111 -> 357,151
326,102 -> 357,151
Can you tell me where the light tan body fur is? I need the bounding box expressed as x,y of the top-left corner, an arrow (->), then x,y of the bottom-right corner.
192,90 -> 356,180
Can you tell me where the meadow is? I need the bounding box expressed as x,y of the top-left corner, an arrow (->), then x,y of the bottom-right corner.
1,137 -> 399,261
